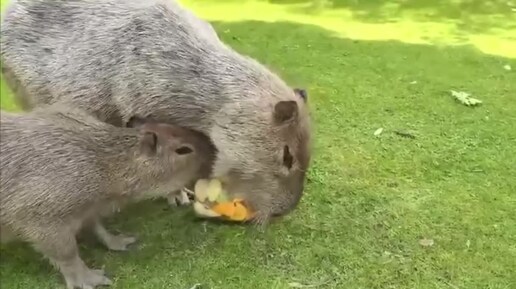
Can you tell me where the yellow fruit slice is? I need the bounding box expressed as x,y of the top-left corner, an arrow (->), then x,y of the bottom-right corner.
194,179 -> 210,202
193,202 -> 221,218
206,179 -> 222,202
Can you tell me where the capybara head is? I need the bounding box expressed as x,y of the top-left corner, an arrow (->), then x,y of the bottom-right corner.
127,117 -> 216,188
213,86 -> 312,225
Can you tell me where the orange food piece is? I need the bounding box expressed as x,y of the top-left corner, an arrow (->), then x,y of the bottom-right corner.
212,202 -> 236,217
231,202 -> 249,221
212,199 -> 252,221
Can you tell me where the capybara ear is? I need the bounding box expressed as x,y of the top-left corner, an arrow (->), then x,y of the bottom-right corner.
126,115 -> 150,128
139,131 -> 158,156
274,100 -> 298,124
294,88 -> 308,102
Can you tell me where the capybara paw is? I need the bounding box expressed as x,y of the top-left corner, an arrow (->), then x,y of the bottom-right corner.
64,268 -> 112,289
167,189 -> 192,206
104,234 -> 137,251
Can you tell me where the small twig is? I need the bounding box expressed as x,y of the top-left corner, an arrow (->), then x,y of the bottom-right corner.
445,282 -> 460,289
394,130 -> 416,139
289,278 -> 331,288
188,283 -> 202,289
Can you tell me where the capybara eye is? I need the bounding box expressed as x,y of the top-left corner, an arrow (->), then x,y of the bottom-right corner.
176,146 -> 193,155
283,145 -> 293,169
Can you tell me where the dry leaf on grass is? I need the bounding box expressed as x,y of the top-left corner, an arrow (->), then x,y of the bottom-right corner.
419,238 -> 434,247
451,90 -> 482,106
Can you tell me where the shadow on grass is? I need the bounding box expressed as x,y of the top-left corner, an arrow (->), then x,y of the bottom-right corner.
1,20 -> 514,289
271,0 -> 516,34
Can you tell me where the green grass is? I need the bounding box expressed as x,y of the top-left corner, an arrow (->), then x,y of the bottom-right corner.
1,0 -> 516,288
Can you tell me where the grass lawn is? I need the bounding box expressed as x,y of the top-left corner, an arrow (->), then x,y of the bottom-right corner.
1,0 -> 515,288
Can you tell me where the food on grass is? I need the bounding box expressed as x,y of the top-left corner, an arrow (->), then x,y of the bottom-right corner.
192,179 -> 253,221
193,202 -> 221,217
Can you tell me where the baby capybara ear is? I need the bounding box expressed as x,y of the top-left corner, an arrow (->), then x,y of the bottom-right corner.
126,116 -> 152,128
138,130 -> 158,156
126,116 -> 144,128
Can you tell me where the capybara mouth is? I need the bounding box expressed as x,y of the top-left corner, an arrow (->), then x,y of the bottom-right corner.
190,178 -> 254,222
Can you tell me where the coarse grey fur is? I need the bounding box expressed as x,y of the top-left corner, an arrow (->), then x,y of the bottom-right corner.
1,0 -> 312,222
0,104 -> 215,289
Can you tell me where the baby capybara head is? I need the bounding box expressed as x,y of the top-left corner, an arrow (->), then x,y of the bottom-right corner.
127,116 -> 216,186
